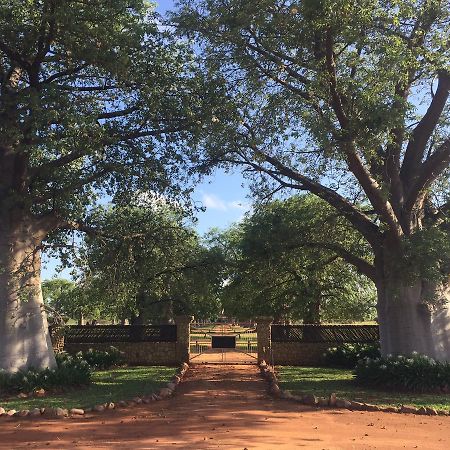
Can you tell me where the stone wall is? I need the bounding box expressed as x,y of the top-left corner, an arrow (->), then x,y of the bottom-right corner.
65,341 -> 180,366
62,315 -> 193,366
271,342 -> 333,366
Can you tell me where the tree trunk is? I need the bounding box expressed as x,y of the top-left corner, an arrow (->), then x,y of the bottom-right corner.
429,282 -> 450,361
303,297 -> 321,324
161,299 -> 174,324
129,313 -> 144,325
0,217 -> 56,372
377,278 -> 450,361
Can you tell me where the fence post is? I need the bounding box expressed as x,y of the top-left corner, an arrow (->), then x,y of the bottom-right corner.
256,316 -> 272,364
175,315 -> 193,364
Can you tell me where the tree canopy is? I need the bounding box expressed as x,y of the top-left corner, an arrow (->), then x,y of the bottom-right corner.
0,0 -> 215,371
66,202 -> 223,324
174,0 -> 450,358
214,195 -> 376,322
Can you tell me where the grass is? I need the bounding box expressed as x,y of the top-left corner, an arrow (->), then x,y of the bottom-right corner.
277,366 -> 450,411
0,366 -> 176,411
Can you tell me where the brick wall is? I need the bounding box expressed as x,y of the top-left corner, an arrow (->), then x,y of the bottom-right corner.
61,315 -> 193,366
271,342 -> 333,366
65,341 -> 180,366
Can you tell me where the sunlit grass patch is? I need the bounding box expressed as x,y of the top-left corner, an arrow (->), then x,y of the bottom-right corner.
1,366 -> 176,410
277,366 -> 450,410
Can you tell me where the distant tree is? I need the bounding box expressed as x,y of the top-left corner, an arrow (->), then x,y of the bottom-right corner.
42,278 -> 74,322
42,278 -> 104,325
214,196 -> 376,322
72,203 -> 223,324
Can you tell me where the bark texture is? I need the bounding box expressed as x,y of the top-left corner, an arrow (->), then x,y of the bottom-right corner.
0,215 -> 56,372
430,284 -> 450,361
377,277 -> 450,361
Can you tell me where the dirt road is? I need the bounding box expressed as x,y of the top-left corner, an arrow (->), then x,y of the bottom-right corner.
0,363 -> 449,449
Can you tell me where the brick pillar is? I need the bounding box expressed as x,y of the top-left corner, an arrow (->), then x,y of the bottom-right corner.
49,325 -> 65,353
175,315 -> 193,364
256,317 -> 272,364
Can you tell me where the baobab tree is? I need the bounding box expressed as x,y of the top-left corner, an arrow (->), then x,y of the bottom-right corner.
0,0 -> 208,371
175,0 -> 450,358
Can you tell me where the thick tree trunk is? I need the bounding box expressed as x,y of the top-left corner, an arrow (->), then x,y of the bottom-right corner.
429,282 -> 450,361
377,278 -> 450,361
0,217 -> 56,372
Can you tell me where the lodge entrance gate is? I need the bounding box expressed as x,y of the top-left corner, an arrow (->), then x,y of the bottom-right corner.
190,322 -> 257,363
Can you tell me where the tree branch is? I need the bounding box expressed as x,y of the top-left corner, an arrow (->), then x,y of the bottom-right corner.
33,166 -> 112,203
237,141 -> 382,248
42,64 -> 89,84
404,136 -> 450,215
401,71 -> 450,188
306,242 -> 376,280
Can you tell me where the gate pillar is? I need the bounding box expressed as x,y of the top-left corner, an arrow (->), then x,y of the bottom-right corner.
175,315 -> 193,364
256,317 -> 272,364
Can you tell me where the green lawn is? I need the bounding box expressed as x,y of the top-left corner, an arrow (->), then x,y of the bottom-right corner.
1,366 -> 176,411
277,366 -> 450,411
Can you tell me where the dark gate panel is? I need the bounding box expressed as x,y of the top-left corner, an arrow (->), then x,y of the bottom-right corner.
212,335 -> 236,348
64,325 -> 177,343
271,324 -> 379,343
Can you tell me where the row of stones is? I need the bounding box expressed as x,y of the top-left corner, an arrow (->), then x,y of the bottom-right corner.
259,361 -> 450,417
0,363 -> 190,420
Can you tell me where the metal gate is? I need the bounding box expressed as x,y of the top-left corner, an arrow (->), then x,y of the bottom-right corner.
190,322 -> 257,363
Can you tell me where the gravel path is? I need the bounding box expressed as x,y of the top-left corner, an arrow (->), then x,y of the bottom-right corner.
0,363 -> 449,449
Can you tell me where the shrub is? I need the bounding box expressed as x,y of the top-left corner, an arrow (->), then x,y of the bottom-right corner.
323,343 -> 381,368
0,353 -> 92,395
78,346 -> 124,370
354,353 -> 450,393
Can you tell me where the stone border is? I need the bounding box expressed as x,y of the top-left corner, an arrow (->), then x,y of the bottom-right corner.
259,361 -> 450,417
0,362 -> 190,420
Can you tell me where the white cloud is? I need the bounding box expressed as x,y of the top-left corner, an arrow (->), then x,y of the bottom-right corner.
202,193 -> 250,212
228,200 -> 248,210
203,193 -> 228,211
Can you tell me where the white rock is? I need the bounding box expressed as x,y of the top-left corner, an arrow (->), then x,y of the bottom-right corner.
329,393 -> 337,407
335,398 -> 351,409
159,388 -> 172,398
29,408 -> 41,417
44,407 -> 68,418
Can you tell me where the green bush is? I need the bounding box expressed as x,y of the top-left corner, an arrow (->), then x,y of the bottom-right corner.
0,353 -> 92,395
354,353 -> 450,393
78,346 -> 124,369
323,343 -> 380,368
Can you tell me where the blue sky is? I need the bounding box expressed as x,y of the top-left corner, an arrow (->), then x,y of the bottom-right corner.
41,1 -> 250,279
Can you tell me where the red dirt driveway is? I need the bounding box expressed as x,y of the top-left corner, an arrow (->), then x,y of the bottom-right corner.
0,363 -> 449,449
